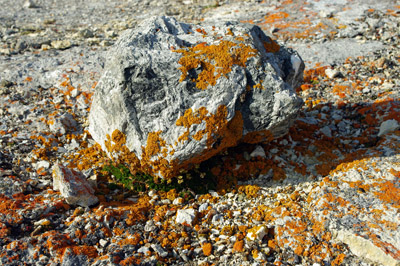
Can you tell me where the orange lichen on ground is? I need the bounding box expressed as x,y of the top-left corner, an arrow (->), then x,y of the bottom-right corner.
242,130 -> 274,144
174,40 -> 257,89
238,185 -> 260,198
330,158 -> 369,175
117,233 -> 141,246
263,12 -> 289,24
120,256 -> 141,266
196,28 -> 207,35
303,66 -> 327,83
332,85 -> 350,99
69,142 -> 108,172
71,245 -> 98,258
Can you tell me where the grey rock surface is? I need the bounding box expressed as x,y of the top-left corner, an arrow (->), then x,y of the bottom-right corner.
89,16 -> 303,178
288,39 -> 385,68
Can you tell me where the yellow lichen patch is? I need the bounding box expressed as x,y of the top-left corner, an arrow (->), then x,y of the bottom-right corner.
330,158 -> 369,175
220,225 -> 234,236
238,185 -> 260,198
176,105 -> 243,148
174,40 -> 257,90
253,81 -> 265,90
374,181 -> 400,208
104,129 -> 141,175
144,131 -> 166,158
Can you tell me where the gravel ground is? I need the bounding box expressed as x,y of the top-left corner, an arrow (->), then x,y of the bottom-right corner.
0,0 -> 400,265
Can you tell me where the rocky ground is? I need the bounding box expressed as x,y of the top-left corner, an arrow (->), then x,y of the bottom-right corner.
0,0 -> 400,265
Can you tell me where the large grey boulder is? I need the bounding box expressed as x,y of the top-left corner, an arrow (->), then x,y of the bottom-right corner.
88,16 -> 304,179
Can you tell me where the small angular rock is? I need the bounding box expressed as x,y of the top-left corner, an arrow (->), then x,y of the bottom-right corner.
52,164 -> 98,207
250,145 -> 267,158
378,119 -> 399,137
176,208 -> 197,225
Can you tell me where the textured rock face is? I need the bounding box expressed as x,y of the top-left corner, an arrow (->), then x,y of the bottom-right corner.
88,16 -> 304,179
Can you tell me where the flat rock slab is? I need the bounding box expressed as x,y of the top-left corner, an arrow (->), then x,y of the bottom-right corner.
310,155 -> 400,266
89,16 -> 303,179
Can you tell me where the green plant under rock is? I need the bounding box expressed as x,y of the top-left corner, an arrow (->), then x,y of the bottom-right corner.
102,163 -> 218,194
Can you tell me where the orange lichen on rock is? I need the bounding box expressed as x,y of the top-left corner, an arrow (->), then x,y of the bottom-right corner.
174,40 -> 257,89
233,240 -> 244,252
303,66 -> 327,83
71,245 -> 98,258
117,233 -> 141,246
144,131 -> 166,158
202,242 -> 213,256
374,180 -> 400,208
263,39 -> 280,53
176,105 -> 241,148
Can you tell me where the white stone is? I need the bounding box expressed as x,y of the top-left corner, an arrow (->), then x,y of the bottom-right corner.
217,245 -> 225,252
378,119 -> 399,137
34,218 -> 51,226
51,40 -> 72,50
199,202 -> 209,212
148,190 -> 156,197
211,214 -> 224,224
172,197 -> 184,205
151,244 -> 168,257
99,239 -> 108,247
161,199 -> 171,204
36,160 -> 50,170
70,88 -> 79,98
49,113 -> 77,135
290,54 -> 302,85
52,164 -> 98,207
23,0 -> 37,8
138,246 -> 150,254
247,225 -> 267,241
250,145 -> 266,158
209,190 -> 219,197
325,68 -> 340,79
176,208 -> 197,225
